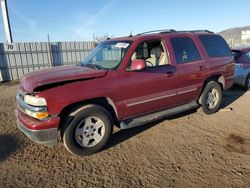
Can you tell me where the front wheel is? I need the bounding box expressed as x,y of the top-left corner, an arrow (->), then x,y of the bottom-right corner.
200,81 -> 222,115
61,104 -> 113,156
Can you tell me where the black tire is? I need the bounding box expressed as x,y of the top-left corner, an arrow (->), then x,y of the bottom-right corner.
200,81 -> 222,115
61,104 -> 113,156
244,74 -> 250,91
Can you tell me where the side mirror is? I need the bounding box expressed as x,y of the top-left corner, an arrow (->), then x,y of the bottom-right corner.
130,59 -> 146,71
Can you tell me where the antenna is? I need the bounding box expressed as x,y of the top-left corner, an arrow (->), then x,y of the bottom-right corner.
129,31 -> 133,37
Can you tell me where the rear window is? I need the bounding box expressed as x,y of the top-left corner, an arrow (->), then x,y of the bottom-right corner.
171,37 -> 201,64
199,35 -> 232,58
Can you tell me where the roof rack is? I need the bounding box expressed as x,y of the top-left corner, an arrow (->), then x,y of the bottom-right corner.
137,29 -> 213,36
137,29 -> 176,35
177,30 -> 214,33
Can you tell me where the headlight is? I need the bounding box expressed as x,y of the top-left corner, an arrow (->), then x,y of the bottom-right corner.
24,95 -> 47,106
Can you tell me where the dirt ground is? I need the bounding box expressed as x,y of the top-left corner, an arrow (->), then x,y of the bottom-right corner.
0,82 -> 250,188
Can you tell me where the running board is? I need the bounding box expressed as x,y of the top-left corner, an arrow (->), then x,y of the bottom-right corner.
120,101 -> 199,129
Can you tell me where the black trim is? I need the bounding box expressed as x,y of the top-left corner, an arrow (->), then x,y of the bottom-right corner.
137,29 -> 213,36
120,101 -> 199,129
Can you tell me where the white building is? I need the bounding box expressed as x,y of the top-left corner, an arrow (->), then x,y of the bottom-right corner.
242,30 -> 250,42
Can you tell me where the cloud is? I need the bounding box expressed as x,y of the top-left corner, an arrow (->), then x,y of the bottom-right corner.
73,0 -> 116,40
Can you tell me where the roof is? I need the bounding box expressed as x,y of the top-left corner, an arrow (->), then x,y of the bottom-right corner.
109,29 -> 215,42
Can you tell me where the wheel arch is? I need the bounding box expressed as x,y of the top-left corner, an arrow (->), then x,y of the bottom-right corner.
58,97 -> 119,131
198,74 -> 224,104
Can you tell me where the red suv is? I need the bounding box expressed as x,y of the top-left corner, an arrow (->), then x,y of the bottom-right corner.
16,30 -> 234,156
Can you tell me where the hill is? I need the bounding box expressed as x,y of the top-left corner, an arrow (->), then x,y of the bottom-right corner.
218,26 -> 250,47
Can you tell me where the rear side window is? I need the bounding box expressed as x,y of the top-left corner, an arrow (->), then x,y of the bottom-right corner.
199,35 -> 232,57
171,37 -> 201,64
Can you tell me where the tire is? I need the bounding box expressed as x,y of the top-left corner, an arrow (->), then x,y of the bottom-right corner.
244,74 -> 250,91
61,104 -> 113,156
200,81 -> 222,115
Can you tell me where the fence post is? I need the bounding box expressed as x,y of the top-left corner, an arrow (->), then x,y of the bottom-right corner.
0,44 -> 3,82
47,33 -> 53,67
0,70 -> 3,82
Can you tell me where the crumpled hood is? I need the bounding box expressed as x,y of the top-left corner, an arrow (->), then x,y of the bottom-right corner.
20,66 -> 107,92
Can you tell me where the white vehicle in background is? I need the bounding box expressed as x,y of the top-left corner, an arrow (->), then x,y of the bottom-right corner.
232,47 -> 250,90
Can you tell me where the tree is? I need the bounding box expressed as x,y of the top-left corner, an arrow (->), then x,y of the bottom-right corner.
93,33 -> 113,43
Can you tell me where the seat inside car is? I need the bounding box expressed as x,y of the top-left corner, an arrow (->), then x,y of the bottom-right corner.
146,46 -> 167,66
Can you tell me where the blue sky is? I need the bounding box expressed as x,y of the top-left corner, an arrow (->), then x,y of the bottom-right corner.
0,0 -> 250,42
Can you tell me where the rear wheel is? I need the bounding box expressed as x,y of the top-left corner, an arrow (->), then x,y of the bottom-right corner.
244,74 -> 250,91
61,104 -> 113,156
200,81 -> 222,114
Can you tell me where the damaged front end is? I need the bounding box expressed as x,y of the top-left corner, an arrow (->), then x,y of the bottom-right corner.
15,90 -> 59,146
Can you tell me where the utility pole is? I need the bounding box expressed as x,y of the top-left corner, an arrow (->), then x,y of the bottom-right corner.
0,0 -> 13,43
0,0 -> 13,81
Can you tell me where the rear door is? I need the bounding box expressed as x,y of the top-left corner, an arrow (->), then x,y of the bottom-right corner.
167,35 -> 207,104
198,35 -> 234,89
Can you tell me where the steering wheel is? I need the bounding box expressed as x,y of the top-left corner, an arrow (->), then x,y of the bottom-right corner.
145,61 -> 153,67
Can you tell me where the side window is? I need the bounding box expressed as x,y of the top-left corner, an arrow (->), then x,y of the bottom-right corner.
171,37 -> 201,64
199,35 -> 232,57
136,42 -> 148,59
129,40 -> 168,68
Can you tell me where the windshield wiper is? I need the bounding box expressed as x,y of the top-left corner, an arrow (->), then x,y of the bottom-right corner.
82,63 -> 104,70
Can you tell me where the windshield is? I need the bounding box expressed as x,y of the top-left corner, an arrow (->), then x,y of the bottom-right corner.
81,40 -> 132,70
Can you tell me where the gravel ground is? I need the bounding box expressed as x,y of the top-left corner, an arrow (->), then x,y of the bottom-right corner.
0,82 -> 250,188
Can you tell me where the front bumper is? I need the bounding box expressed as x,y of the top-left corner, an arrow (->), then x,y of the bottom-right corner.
15,110 -> 59,146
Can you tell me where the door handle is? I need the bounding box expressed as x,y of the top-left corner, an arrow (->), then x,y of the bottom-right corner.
165,71 -> 174,77
199,66 -> 206,71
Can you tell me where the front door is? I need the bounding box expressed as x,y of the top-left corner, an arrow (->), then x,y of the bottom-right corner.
119,39 -> 178,119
